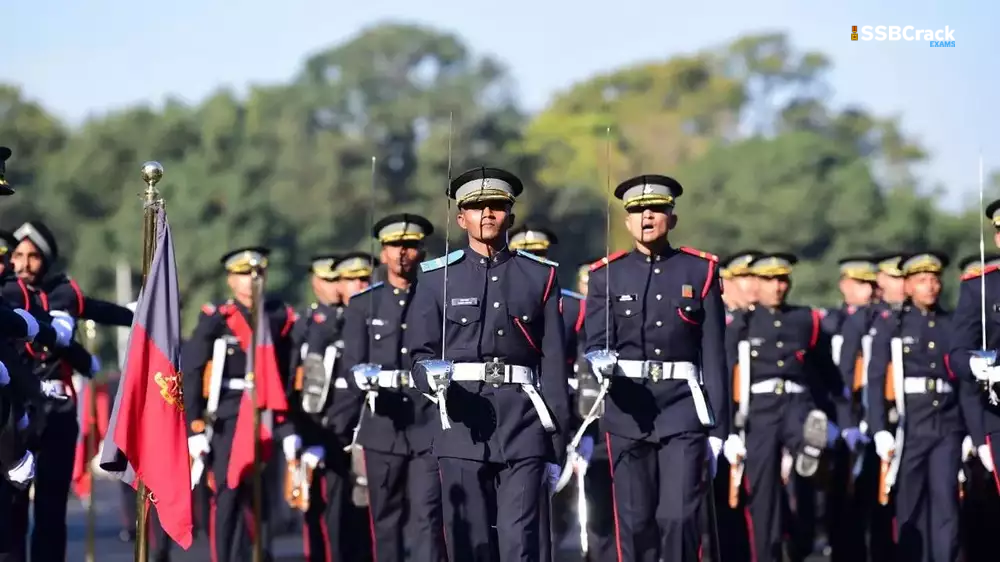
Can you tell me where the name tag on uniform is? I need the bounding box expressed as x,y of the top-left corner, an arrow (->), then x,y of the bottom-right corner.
451,297 -> 479,306
369,318 -> 385,326
993,304 -> 1000,312
615,294 -> 637,302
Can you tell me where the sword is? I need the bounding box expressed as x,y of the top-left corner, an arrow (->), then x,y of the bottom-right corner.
973,154 -> 999,396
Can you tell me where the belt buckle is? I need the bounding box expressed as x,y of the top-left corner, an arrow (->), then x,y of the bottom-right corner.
399,371 -> 409,387
775,380 -> 785,395
645,361 -> 663,383
926,378 -> 935,392
484,359 -> 505,387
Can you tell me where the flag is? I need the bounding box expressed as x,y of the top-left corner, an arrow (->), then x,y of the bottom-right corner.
99,207 -> 193,549
71,382 -> 110,499
223,299 -> 289,488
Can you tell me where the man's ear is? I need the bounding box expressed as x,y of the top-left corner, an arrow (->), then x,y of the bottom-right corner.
667,213 -> 678,230
456,210 -> 467,231
508,212 -> 516,229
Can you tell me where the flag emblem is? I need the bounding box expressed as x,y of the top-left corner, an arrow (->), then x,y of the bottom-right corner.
154,371 -> 184,410
682,284 -> 693,298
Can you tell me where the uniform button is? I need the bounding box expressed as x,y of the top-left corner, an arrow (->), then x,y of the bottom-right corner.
904,346 -> 910,353
929,321 -> 935,327
461,318 -> 468,324
654,268 -> 661,274
646,257 -> 652,263
655,320 -> 662,327
654,348 -> 661,355
480,258 -> 486,264
497,329 -> 504,336
492,276 -> 498,282
521,315 -> 529,321
777,360 -> 785,367
401,348 -> 408,354
928,342 -> 935,349
751,350 -> 758,357
656,294 -> 662,300
655,255 -> 662,262
625,310 -> 632,316
932,400 -> 939,407
401,323 -> 407,330
374,334 -> 382,341
393,288 -> 400,295
774,320 -> 782,327
930,362 -> 936,369
399,300 -> 405,306
227,348 -> 235,355
776,341 -> 784,348
494,302 -> 500,308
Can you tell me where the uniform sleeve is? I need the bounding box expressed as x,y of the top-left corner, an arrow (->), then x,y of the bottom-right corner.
866,318 -> 892,435
181,311 -> 221,431
583,268 -> 614,353
406,273 -> 442,394
701,265 -> 730,438
948,280 -> 984,384
807,310 -> 852,429
838,312 -> 864,389
80,298 -> 134,327
341,299 -> 369,391
540,272 -> 571,447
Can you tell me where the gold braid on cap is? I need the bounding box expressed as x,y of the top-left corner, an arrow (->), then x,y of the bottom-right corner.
457,189 -> 515,206
379,230 -> 426,244
623,193 -> 674,210
901,255 -> 943,276
749,257 -> 792,277
225,252 -> 268,274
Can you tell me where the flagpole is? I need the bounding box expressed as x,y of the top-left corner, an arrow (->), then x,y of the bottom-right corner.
134,161 -> 164,562
84,319 -> 99,562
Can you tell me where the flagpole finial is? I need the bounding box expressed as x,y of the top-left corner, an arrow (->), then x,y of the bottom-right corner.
140,161 -> 164,188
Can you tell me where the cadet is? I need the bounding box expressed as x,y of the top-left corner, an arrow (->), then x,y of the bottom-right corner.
726,252 -> 856,562
343,213 -> 446,562
3,220 -> 103,562
407,166 -> 571,562
720,251 -> 761,316
296,252 -> 375,562
867,252 -> 984,562
582,174 -> 736,562
184,247 -> 302,562
0,231 -> 14,276
822,257 -> 877,562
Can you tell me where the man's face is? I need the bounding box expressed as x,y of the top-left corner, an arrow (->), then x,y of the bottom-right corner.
624,205 -> 673,243
735,275 -> 760,304
12,239 -> 44,284
456,201 -> 511,243
838,278 -> 874,306
877,272 -> 905,303
905,272 -> 941,308
381,242 -> 422,277
310,275 -> 340,304
342,278 -> 370,302
756,276 -> 789,308
722,278 -> 742,308
227,273 -> 253,302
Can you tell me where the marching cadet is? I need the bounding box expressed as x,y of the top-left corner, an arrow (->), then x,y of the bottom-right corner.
867,252 -> 984,562
0,231 -> 14,276
342,213 -> 446,562
295,251 -> 374,562
407,166 -> 571,562
720,251 -> 761,315
582,174 -> 736,562
184,247 -> 302,562
508,224 -> 558,255
821,257 -> 877,562
3,220 -> 105,562
727,252 -> 857,562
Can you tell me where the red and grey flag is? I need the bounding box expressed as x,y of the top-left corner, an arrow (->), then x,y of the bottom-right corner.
99,206 -> 193,549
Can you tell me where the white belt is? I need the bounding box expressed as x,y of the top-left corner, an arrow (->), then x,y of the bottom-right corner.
903,377 -> 953,394
226,377 -> 348,391
377,370 -> 414,388
449,362 -> 554,432
750,378 -> 806,395
615,360 -> 713,427
568,378 -> 579,390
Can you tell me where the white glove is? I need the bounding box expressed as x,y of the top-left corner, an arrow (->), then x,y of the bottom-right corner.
283,435 -> 302,460
301,445 -> 325,469
40,380 -> 70,401
89,354 -> 101,376
970,355 -> 994,381
979,444 -> 995,473
49,311 -> 76,341
187,434 -> 210,458
723,434 -> 746,466
126,301 -> 138,312
12,309 -> 38,341
7,452 -> 35,485
707,436 -> 723,477
0,361 -> 9,386
962,436 -> 975,461
873,430 -> 894,461
353,369 -> 372,391
51,320 -> 72,348
841,427 -> 868,451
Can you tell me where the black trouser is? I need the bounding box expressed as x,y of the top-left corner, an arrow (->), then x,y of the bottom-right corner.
302,447 -> 371,562
895,432 -> 962,562
438,456 -> 546,562
605,431 -> 706,562
1,409 -> 77,562
363,449 -> 445,562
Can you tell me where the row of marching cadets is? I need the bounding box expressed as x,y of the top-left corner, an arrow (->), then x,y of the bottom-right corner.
0,147 -> 136,562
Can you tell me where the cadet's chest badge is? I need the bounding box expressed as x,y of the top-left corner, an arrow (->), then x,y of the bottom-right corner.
681,284 -> 694,298
312,312 -> 326,324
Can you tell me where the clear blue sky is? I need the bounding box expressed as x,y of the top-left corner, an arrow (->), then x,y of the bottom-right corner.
3,0 -> 996,210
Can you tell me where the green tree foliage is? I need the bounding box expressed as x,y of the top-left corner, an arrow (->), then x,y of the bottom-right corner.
0,25 -> 988,330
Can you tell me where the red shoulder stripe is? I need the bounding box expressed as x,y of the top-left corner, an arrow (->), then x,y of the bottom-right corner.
280,305 -> 296,337
679,246 -> 719,262
589,250 -> 628,272
961,263 -> 1000,281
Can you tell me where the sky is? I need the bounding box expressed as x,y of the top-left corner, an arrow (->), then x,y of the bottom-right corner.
3,0 -> 996,211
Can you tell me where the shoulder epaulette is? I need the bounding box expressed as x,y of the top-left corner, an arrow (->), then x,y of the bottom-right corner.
679,246 -> 719,261
516,250 -> 558,268
420,250 -> 465,273
589,251 -> 628,272
961,263 -> 1000,281
351,282 -> 384,299
560,288 -> 584,300
201,303 -> 217,316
